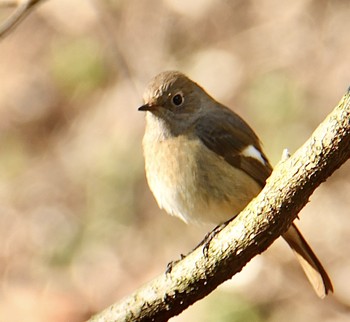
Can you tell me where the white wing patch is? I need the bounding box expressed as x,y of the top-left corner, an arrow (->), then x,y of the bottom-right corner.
241,145 -> 266,165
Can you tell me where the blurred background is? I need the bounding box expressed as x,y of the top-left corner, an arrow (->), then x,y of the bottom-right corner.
0,0 -> 349,321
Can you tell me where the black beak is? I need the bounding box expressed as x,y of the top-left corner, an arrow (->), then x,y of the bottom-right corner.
138,103 -> 158,112
138,104 -> 150,111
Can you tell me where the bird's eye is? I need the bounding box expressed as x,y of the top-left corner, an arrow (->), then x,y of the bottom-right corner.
171,92 -> 184,106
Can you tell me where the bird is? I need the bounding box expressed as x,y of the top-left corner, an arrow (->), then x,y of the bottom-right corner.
138,70 -> 333,298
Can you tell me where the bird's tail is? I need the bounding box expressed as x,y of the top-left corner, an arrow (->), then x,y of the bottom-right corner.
282,223 -> 333,298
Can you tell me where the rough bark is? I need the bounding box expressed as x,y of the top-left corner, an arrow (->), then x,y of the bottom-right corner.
89,88 -> 350,322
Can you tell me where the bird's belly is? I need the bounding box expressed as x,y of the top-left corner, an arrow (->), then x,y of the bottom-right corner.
143,135 -> 261,225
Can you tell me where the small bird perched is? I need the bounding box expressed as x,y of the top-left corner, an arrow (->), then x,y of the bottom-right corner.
138,71 -> 333,298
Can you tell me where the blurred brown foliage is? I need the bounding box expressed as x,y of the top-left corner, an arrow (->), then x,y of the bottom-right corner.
0,0 -> 349,321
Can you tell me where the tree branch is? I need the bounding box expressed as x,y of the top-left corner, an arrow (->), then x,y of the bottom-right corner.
0,0 -> 45,39
89,88 -> 350,322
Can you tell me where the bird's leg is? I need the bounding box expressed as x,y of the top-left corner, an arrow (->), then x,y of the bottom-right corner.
196,219 -> 231,256
166,218 -> 231,273
165,253 -> 186,274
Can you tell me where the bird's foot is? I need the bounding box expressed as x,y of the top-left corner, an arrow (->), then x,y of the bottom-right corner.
196,220 -> 230,256
165,254 -> 186,274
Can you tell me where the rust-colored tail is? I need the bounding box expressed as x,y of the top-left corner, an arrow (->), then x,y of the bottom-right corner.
282,223 -> 333,298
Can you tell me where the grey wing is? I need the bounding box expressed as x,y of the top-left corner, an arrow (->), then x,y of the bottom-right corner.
195,107 -> 272,188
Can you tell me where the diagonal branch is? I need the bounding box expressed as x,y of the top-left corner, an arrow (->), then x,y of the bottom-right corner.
0,0 -> 45,39
89,88 -> 350,322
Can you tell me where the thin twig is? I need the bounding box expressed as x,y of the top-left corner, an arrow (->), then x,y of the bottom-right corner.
0,0 -> 44,39
0,0 -> 20,7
